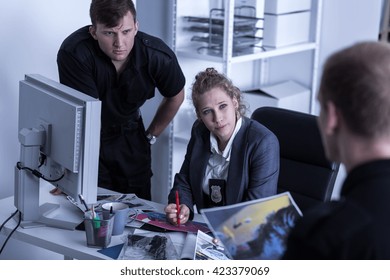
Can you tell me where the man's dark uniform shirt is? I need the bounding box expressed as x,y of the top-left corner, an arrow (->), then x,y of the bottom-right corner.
283,160 -> 390,259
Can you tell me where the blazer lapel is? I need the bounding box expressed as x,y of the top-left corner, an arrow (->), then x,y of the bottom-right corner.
225,118 -> 250,204
190,123 -> 211,209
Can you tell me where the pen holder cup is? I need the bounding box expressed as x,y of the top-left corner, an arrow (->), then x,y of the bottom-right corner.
102,202 -> 132,236
84,212 -> 114,248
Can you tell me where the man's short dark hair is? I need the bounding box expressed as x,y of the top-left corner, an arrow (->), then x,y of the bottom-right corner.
319,41 -> 390,138
90,0 -> 136,27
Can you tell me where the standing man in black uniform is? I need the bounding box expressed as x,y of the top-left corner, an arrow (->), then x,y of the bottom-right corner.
56,0 -> 185,200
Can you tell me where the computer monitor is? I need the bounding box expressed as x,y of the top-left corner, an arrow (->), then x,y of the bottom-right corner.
14,74 -> 101,229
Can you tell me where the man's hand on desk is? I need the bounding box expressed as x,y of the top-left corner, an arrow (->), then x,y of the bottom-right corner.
49,187 -> 63,195
164,203 -> 190,225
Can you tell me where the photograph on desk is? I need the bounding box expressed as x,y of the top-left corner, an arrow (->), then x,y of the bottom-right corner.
179,230 -> 231,260
194,230 -> 231,260
96,193 -> 156,211
118,230 -> 179,260
201,192 -> 302,260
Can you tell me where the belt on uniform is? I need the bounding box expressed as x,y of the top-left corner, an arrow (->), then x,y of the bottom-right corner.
101,110 -> 141,135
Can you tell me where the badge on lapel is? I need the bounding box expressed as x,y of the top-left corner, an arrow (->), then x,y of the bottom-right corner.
209,179 -> 226,207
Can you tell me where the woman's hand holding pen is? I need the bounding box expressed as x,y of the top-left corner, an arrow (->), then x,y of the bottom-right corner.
164,203 -> 190,225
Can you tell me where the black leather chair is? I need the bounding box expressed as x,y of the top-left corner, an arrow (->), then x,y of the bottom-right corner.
251,106 -> 340,214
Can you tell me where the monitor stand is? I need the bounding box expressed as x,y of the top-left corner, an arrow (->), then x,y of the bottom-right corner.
17,202 -> 83,230
14,128 -> 83,230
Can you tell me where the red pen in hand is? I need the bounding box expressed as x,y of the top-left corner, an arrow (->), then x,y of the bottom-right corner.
175,190 -> 180,226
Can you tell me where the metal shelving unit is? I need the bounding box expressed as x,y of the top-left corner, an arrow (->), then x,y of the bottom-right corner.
170,0 -> 323,183
137,0 -> 324,193
380,0 -> 390,42
173,0 -> 322,109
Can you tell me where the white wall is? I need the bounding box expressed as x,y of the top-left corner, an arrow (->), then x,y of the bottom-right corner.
317,0 -> 382,199
0,0 -> 91,259
0,0 -> 172,205
0,0 -> 91,200
316,0 -> 382,115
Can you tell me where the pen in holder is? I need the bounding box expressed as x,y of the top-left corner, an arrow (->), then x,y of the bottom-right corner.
102,202 -> 131,236
84,210 -> 114,248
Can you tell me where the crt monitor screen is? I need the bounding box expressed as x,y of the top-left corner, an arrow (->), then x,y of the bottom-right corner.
15,74 -> 101,229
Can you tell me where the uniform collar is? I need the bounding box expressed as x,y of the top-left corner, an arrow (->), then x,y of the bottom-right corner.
341,159 -> 390,196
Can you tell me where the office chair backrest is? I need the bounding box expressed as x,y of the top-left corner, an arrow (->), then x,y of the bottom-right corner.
251,106 -> 340,213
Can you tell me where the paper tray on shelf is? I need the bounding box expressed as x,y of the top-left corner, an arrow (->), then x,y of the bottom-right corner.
191,35 -> 262,48
183,15 -> 261,27
186,25 -> 262,36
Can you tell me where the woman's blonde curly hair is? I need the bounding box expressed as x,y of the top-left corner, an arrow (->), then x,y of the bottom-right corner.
191,67 -> 247,118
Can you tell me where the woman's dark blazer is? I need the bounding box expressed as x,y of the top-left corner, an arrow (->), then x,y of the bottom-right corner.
168,116 -> 280,219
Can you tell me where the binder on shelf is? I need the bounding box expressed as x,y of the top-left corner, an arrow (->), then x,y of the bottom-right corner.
263,11 -> 311,48
264,0 -> 311,14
